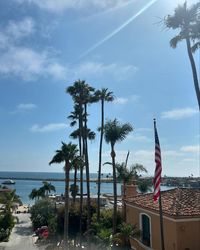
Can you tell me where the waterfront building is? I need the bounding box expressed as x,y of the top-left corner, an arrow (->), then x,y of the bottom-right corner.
124,185 -> 200,250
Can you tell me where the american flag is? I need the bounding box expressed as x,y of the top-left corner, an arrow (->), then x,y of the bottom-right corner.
153,119 -> 162,202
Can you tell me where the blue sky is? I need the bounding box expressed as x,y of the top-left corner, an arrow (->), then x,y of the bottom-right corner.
0,0 -> 199,176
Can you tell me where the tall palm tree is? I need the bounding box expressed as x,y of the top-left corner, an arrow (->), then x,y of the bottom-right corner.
95,88 -> 114,221
67,81 -> 85,232
165,2 -> 200,109
68,104 -> 84,222
49,142 -> 78,250
67,80 -> 95,230
104,119 -> 133,234
82,90 -> 95,230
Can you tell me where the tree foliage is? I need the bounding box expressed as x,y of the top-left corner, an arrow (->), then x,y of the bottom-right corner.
30,199 -> 56,233
164,1 -> 200,109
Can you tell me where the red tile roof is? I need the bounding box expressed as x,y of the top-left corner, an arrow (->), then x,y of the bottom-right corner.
126,188 -> 200,218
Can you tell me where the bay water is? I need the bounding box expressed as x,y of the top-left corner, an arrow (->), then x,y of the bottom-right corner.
0,172 -> 122,204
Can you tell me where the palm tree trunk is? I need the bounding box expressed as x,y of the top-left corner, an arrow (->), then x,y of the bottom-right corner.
122,180 -> 126,222
84,103 -> 91,229
64,162 -> 70,250
123,151 -> 129,221
73,170 -> 77,203
111,144 -> 117,234
125,151 -> 130,168
79,160 -> 83,233
79,103 -> 84,234
186,36 -> 200,110
74,112 -> 82,203
97,99 -> 104,221
73,121 -> 82,204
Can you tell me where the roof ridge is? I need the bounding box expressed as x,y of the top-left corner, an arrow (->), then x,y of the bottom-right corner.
128,188 -> 200,217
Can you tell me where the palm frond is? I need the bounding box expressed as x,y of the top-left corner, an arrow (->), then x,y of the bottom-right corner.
170,35 -> 183,48
191,41 -> 200,53
49,151 -> 64,165
130,163 -> 148,173
104,119 -> 133,145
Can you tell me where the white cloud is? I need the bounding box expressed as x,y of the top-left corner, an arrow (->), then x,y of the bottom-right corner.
161,108 -> 198,120
0,33 -> 9,49
0,46 -> 67,81
14,0 -> 130,13
180,145 -> 199,153
6,18 -> 35,40
30,123 -> 68,132
47,63 -> 67,80
18,103 -> 37,111
0,17 -> 137,82
127,134 -> 150,142
0,47 -> 45,80
11,103 -> 37,114
113,95 -> 140,105
0,18 -> 35,49
0,17 -> 67,81
162,150 -> 183,157
0,54 -> 136,81
73,62 -> 138,81
135,150 -> 153,158
113,97 -> 128,105
134,149 -> 183,162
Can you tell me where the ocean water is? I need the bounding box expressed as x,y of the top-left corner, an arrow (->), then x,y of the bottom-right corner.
0,172 -> 122,204
0,172 -> 174,204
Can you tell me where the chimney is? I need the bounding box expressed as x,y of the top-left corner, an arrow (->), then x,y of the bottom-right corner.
122,180 -> 138,200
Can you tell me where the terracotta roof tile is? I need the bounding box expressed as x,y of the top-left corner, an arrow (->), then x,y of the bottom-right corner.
126,188 -> 200,218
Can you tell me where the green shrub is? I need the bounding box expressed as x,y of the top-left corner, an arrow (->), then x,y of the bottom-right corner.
30,199 -> 57,233
92,209 -> 122,234
0,211 -> 14,242
56,202 -> 97,236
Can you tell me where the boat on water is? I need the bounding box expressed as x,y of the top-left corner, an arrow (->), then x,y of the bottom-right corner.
2,179 -> 15,185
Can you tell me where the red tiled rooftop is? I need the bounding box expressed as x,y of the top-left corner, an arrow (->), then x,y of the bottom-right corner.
126,188 -> 200,218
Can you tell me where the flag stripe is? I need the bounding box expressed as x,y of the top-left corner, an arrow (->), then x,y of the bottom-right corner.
153,120 -> 162,202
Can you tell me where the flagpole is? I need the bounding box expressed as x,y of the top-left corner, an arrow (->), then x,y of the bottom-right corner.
153,119 -> 165,250
159,191 -> 165,250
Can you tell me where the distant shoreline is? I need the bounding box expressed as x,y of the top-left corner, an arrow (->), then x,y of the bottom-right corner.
0,176 -> 114,183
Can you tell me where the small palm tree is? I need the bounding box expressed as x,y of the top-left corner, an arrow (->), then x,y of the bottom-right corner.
137,179 -> 152,194
116,162 -> 147,220
40,181 -> 56,196
104,119 -> 133,234
49,142 -> 78,250
165,2 -> 200,109
95,88 -> 114,221
29,188 -> 41,201
113,223 -> 140,247
116,162 -> 134,185
130,163 -> 148,179
0,189 -> 22,212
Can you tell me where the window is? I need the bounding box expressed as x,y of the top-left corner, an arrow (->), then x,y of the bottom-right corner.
140,213 -> 151,247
